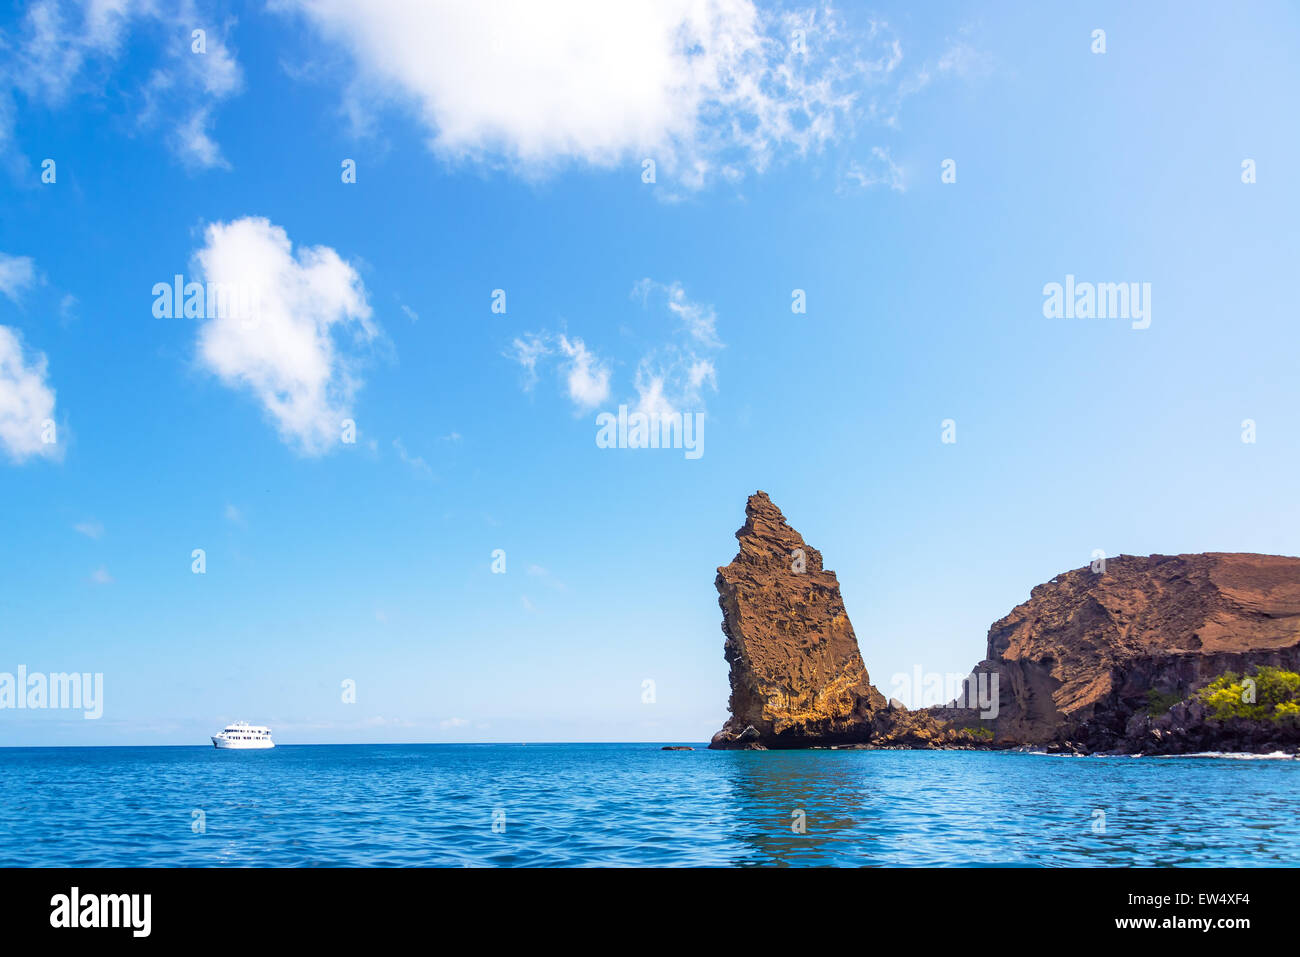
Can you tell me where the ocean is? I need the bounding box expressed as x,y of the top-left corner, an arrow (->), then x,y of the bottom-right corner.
2,744 -> 1297,867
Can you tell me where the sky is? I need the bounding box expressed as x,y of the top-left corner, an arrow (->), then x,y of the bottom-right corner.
1,0 -> 1298,746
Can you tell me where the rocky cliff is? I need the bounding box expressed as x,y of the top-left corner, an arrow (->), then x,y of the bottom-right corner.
710,491 -> 886,748
709,492 -> 1300,753
969,553 -> 1300,751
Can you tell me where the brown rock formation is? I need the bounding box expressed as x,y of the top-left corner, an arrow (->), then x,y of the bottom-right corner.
707,491 -> 1300,753
710,491 -> 886,749
970,553 -> 1300,748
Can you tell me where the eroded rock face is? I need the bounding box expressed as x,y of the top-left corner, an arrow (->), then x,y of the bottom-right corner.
971,553 -> 1300,748
710,492 -> 886,749
708,492 -> 1300,753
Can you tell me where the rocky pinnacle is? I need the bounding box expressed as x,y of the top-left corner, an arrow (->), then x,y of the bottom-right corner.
710,491 -> 886,749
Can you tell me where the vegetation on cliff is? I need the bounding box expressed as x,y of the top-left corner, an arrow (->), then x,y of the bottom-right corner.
1195,666 -> 1300,724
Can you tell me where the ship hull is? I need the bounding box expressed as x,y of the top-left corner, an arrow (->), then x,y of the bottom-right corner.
212,737 -> 274,750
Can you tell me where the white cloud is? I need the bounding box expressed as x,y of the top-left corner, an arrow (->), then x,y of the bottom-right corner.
507,334 -> 551,389
633,352 -> 717,418
508,332 -> 610,413
628,280 -> 723,416
90,566 -> 114,585
0,325 -> 58,464
439,717 -> 469,730
223,503 -> 244,524
935,40 -> 993,80
556,335 -> 610,411
0,254 -> 36,301
9,0 -> 130,104
74,519 -> 104,539
864,31 -> 992,131
392,436 -> 433,479
2,1 -> 243,170
194,216 -> 376,456
687,358 -> 717,391
844,146 -> 905,192
281,0 -> 877,186
141,18 -> 244,169
510,280 -> 722,419
633,278 -> 722,348
174,107 -> 228,170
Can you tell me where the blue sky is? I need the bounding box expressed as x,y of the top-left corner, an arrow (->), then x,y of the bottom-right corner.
1,1 -> 1298,745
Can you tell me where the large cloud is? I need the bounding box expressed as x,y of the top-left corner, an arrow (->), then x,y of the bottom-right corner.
282,0 -> 876,184
0,325 -> 58,463
193,217 -> 375,455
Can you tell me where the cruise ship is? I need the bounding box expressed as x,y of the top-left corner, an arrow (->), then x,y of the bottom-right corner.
211,721 -> 275,750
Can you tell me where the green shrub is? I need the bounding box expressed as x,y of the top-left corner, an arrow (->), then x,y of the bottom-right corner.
1255,666 -> 1300,707
1145,688 -> 1185,716
1273,700 -> 1300,726
1196,666 -> 1300,723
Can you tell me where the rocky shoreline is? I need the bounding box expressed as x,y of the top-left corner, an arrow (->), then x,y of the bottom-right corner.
709,492 -> 1300,756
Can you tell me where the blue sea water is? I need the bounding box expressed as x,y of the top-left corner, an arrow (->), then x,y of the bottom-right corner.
1,744 -> 1297,867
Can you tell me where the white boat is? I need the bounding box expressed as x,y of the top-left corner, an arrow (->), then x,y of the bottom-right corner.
212,721 -> 275,750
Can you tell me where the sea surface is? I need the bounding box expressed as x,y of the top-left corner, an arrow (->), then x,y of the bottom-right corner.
1,744 -> 1297,867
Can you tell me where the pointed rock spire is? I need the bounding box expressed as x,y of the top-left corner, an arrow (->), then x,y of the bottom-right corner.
710,491 -> 886,749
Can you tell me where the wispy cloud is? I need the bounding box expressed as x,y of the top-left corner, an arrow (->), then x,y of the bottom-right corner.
74,520 -> 103,539
844,146 -> 905,192
526,564 -> 567,591
628,280 -> 723,416
1,1 -> 244,171
0,325 -> 58,464
508,332 -> 611,413
556,335 -> 611,412
507,334 -> 552,391
509,279 -> 723,421
633,278 -> 722,349
866,32 -> 994,130
0,254 -> 36,301
392,437 -> 433,479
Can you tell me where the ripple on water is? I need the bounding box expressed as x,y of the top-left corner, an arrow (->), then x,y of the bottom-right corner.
1,745 -> 1297,866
